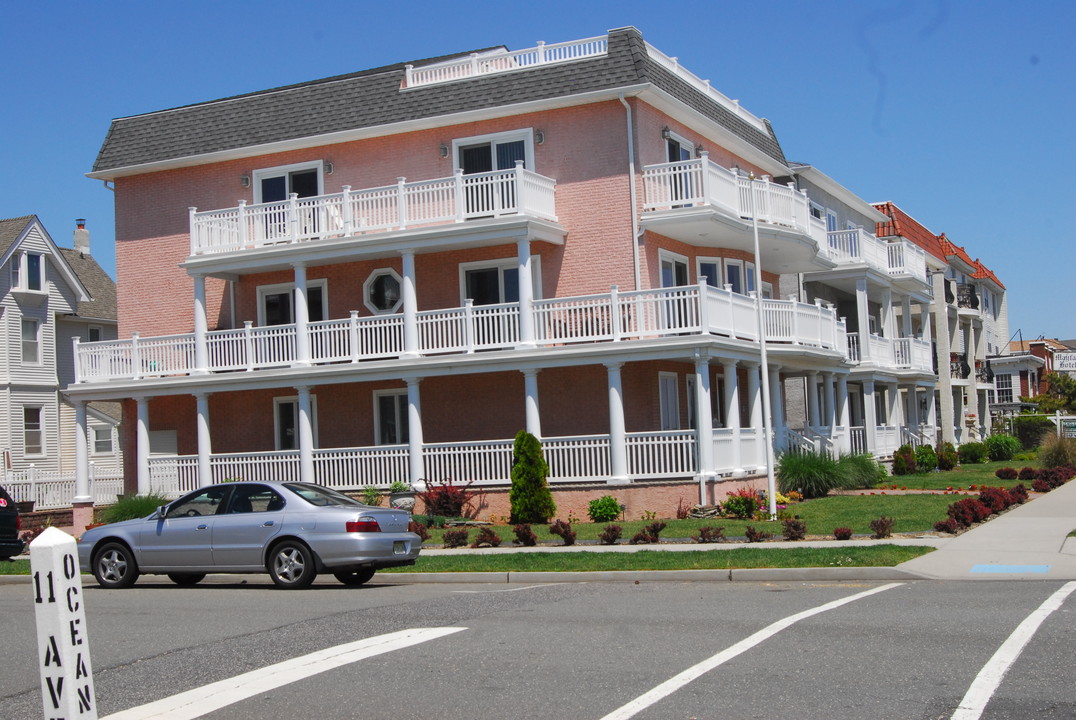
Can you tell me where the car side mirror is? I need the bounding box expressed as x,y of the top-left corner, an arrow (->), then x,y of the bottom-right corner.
156,505 -> 168,519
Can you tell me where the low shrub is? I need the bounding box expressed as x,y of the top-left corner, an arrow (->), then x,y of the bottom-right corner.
839,453 -> 887,488
892,444 -> 917,476
1010,484 -> 1030,503
101,493 -> 173,524
1032,477 -> 1051,493
977,487 -> 1013,514
441,529 -> 469,548
833,527 -> 854,541
419,478 -> 477,518
1018,466 -> 1038,480
958,442 -> 988,464
782,519 -> 807,541
413,514 -> 448,528
471,527 -> 502,548
408,520 -> 430,542
722,488 -> 762,519
777,451 -> 851,498
933,517 -> 962,534
914,444 -> 938,473
629,521 -> 667,545
587,495 -> 622,523
994,467 -> 1018,480
512,524 -> 538,546
360,486 -> 383,506
548,519 -> 576,546
984,434 -> 1021,462
693,526 -> 725,543
936,442 -> 958,471
1039,435 -> 1076,469
947,498 -> 992,528
598,524 -> 623,545
1013,415 -> 1056,450
869,516 -> 894,539
744,526 -> 773,543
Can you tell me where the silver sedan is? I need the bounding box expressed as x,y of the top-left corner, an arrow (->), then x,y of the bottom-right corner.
77,481 -> 421,589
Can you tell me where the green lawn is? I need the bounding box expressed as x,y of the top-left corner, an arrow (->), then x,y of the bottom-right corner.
384,545 -> 933,573
883,460 -> 1035,491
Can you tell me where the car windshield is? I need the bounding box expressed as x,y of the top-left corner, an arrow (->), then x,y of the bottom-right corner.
283,483 -> 365,507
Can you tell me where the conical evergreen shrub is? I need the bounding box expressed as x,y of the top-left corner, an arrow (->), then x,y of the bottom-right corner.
509,430 -> 556,523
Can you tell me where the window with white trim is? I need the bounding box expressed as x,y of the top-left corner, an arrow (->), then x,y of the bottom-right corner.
453,129 -> 534,174
93,427 -> 113,455
21,319 -> 40,364
459,257 -> 540,306
88,325 -> 102,343
659,250 -> 689,288
273,396 -> 318,451
995,374 -> 1013,404
659,372 -> 680,431
257,280 -> 327,326
253,161 -> 323,204
11,251 -> 45,292
23,407 -> 43,456
374,390 -> 409,445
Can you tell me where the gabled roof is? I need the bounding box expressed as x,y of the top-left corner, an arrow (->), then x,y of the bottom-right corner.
91,27 -> 788,178
57,248 -> 117,322
936,233 -> 976,272
872,201 -> 947,261
972,258 -> 1004,290
0,215 -> 38,257
0,215 -> 91,303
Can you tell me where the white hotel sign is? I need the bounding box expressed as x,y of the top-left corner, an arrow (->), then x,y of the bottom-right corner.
1055,352 -> 1076,373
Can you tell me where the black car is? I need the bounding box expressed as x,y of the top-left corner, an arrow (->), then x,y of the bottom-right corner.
0,485 -> 26,561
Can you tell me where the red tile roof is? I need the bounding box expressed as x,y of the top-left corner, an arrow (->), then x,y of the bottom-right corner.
972,258 -> 1005,289
872,202 -> 947,261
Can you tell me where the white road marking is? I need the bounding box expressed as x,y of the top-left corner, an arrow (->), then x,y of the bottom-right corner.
951,581 -> 1076,720
101,627 -> 467,720
599,583 -> 904,720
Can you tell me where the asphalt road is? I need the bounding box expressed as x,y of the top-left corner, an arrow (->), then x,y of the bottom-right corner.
2,576 -> 1073,719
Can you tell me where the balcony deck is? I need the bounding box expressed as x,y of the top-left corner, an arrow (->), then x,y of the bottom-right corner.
74,283 -> 848,385
189,164 -> 557,258
824,229 -> 928,286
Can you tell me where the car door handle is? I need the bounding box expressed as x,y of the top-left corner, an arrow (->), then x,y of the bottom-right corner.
262,521 -> 275,527
196,524 -> 208,531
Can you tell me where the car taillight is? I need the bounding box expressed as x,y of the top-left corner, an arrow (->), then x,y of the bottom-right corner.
15,516 -> 21,531
346,518 -> 381,533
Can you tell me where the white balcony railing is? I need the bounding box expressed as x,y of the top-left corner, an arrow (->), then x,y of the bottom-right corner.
825,230 -> 928,285
642,155 -> 816,238
404,36 -> 607,88
189,164 -> 557,256
886,239 -> 928,283
75,283 -> 849,384
846,333 -> 933,372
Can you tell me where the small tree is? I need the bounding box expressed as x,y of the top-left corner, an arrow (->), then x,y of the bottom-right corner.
509,430 -> 556,523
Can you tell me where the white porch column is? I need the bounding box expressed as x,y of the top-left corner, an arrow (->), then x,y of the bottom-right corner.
769,366 -> 786,450
73,401 -> 91,503
293,263 -> 311,366
806,371 -> 821,428
837,374 -> 851,454
921,303 -> 933,343
606,363 -> 629,484
523,369 -> 541,438
517,238 -> 535,348
823,372 -> 836,433
907,385 -> 921,434
901,296 -> 913,338
406,378 -> 425,489
192,273 -> 209,374
862,380 -> 878,454
881,287 -> 895,340
401,250 -> 419,357
926,387 -> 938,442
856,278 -> 871,361
888,382 -> 902,427
721,359 -> 743,476
136,397 -> 150,494
694,354 -> 715,490
195,392 -> 212,488
296,386 -> 314,483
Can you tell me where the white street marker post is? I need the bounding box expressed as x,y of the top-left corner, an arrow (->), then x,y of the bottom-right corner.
30,527 -> 97,720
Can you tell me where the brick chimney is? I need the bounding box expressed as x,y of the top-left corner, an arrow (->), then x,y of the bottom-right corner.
74,219 -> 90,256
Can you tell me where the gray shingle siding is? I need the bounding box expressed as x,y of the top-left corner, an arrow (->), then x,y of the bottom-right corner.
93,27 -> 786,174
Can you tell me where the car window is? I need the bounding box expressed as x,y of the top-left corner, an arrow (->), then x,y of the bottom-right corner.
282,483 -> 363,507
167,486 -> 229,518
227,485 -> 285,513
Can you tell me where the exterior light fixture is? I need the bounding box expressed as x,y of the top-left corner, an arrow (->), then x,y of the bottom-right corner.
535,129 -> 545,145
439,143 -> 449,158
661,126 -> 671,140
325,162 -> 334,175
240,175 -> 250,188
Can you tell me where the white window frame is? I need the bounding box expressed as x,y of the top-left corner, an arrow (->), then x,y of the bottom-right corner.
826,209 -> 839,233
373,389 -> 409,446
11,251 -> 46,293
273,396 -> 319,451
452,128 -> 535,173
256,279 -> 328,326
659,372 -> 680,431
809,201 -> 825,221
659,249 -> 690,288
664,130 -> 695,161
697,257 -> 722,288
87,325 -> 103,343
92,426 -> 114,456
21,318 -> 41,365
252,161 -> 325,204
458,256 -> 542,305
23,406 -> 44,457
363,269 -> 403,315
995,373 -> 1013,404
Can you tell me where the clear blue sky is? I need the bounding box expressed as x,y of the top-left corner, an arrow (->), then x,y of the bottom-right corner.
1,0 -> 1072,341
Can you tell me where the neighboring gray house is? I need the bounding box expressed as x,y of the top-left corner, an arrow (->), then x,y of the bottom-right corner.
0,216 -> 121,474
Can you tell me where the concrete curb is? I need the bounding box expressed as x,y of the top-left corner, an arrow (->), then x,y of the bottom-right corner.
373,567 -> 922,584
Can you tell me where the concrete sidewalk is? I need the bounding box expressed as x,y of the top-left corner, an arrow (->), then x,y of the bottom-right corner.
896,478 -> 1076,581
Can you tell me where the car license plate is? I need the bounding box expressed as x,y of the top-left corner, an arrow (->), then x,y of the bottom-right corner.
393,541 -> 407,555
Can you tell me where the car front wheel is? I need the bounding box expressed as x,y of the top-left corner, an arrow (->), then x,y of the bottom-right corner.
93,542 -> 140,589
267,541 -> 317,589
333,568 -> 376,586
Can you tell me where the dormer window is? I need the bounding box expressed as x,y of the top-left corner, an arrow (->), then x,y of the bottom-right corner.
12,252 -> 44,292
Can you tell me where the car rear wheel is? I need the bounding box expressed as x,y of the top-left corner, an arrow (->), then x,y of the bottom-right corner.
92,542 -> 140,589
167,573 -> 206,586
268,540 -> 317,589
333,568 -> 376,586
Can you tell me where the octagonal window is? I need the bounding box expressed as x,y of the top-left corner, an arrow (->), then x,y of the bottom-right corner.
364,270 -> 402,314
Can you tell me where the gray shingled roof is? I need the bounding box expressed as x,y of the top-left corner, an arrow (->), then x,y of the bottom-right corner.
0,215 -> 35,258
58,248 -> 117,321
93,27 -> 786,174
